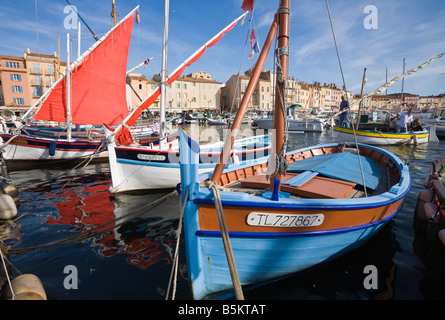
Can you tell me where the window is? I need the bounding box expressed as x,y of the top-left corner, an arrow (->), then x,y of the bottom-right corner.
183,93 -> 187,99
176,92 -> 181,98
33,87 -> 43,97
33,63 -> 40,73
176,83 -> 180,89
138,84 -> 143,90
10,74 -> 22,81
13,98 -> 25,105
12,85 -> 23,93
34,75 -> 41,85
183,84 -> 187,89
48,64 -> 55,75
6,61 -> 20,68
50,76 -> 55,86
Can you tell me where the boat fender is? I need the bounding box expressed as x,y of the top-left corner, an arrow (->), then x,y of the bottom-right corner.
231,153 -> 240,165
438,229 -> 445,246
432,180 -> 445,203
48,141 -> 57,156
415,189 -> 434,221
0,194 -> 18,220
1,274 -> 47,300
424,201 -> 438,221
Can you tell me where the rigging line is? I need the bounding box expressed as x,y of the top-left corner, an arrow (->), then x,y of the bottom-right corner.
325,0 -> 368,196
229,4 -> 256,120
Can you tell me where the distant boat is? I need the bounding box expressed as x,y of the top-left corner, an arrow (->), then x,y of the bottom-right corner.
178,0 -> 411,300
331,125 -> 431,145
252,104 -> 326,132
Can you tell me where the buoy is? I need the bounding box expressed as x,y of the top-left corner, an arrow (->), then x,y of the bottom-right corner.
0,181 -> 19,208
415,190 -> 434,221
424,201 -> 438,221
438,229 -> 445,246
231,153 -> 240,165
1,274 -> 47,300
0,194 -> 17,220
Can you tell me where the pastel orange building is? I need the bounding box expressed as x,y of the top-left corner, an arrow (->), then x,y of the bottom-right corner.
0,55 -> 31,109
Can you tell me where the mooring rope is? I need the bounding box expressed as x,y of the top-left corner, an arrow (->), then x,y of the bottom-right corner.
207,181 -> 244,300
165,187 -> 188,300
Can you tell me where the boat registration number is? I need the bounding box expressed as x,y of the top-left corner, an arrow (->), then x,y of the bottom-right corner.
247,212 -> 324,227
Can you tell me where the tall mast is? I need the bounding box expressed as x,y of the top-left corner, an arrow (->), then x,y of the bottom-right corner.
269,0 -> 290,189
111,0 -> 117,26
401,58 -> 405,107
210,11 -> 278,183
159,0 -> 169,142
66,33 -> 72,141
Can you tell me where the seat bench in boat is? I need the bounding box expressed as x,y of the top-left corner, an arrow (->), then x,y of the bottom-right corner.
240,172 -> 357,199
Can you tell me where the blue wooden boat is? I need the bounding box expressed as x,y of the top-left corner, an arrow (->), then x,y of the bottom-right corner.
178,0 -> 411,300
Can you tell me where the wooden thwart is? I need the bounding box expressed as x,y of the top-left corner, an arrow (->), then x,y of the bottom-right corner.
240,172 -> 357,199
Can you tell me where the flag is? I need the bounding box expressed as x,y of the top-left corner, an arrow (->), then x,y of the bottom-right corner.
250,29 -> 256,49
248,48 -> 255,59
136,11 -> 140,24
253,41 -> 260,53
241,0 -> 254,12
248,60 -> 258,74
143,58 -> 150,69
241,14 -> 247,25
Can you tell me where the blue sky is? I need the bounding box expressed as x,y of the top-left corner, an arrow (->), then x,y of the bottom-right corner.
1,0 -> 444,96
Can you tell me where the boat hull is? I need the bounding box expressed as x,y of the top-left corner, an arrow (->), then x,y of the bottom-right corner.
0,134 -> 107,167
179,130 -> 411,300
108,134 -> 271,193
332,126 -> 430,145
193,221 -> 389,299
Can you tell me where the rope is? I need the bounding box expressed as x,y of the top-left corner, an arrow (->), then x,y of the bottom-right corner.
0,248 -> 15,300
207,181 -> 244,300
325,0 -> 368,197
165,187 -> 188,300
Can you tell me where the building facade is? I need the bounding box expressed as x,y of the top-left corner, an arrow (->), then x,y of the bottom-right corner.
0,55 -> 32,115
24,49 -> 65,107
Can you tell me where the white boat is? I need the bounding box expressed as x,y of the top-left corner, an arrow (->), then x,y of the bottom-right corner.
252,104 -> 326,132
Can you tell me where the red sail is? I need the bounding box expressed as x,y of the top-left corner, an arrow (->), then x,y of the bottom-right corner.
33,12 -> 136,126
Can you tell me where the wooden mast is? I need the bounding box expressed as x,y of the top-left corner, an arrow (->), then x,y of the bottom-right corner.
111,0 -> 117,26
210,12 -> 279,183
269,0 -> 290,189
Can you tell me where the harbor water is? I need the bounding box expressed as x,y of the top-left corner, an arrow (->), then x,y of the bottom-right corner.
1,123 -> 445,300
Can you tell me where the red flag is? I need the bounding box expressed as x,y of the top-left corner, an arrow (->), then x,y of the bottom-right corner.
250,29 -> 256,49
241,0 -> 254,12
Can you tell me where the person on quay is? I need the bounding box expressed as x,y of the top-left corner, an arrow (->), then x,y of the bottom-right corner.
339,95 -> 350,128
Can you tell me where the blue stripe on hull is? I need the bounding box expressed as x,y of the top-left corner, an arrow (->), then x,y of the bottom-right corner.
192,223 -> 386,300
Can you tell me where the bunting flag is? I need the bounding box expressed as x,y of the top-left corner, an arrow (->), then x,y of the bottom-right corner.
248,48 -> 255,59
143,58 -> 150,69
136,11 -> 140,24
241,0 -> 255,12
253,40 -> 260,53
250,29 -> 256,49
241,14 -> 247,25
